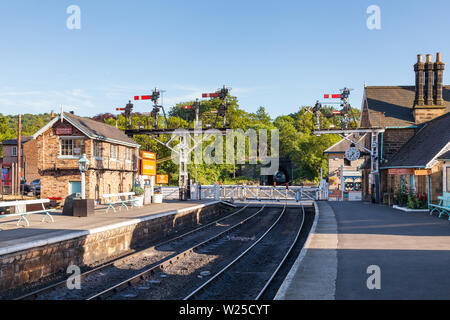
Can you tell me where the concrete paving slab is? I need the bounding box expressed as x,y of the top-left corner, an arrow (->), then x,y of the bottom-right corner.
276,201 -> 450,300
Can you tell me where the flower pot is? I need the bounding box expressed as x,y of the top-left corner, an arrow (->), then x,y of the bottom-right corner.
152,194 -> 163,204
134,195 -> 144,207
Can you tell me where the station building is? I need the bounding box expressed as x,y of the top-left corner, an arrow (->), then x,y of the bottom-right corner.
31,112 -> 141,202
324,133 -> 366,200
359,53 -> 450,203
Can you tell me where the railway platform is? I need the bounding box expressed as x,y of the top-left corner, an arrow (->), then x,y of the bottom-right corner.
276,201 -> 450,299
0,200 -> 219,255
0,199 -> 231,293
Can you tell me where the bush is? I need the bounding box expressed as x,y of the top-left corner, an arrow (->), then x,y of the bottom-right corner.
131,186 -> 145,196
394,189 -> 409,206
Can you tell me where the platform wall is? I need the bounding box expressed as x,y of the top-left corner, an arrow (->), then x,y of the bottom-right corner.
0,202 -> 230,293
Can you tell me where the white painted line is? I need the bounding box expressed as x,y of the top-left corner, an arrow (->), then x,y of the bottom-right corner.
274,201 -> 320,299
0,201 -> 220,256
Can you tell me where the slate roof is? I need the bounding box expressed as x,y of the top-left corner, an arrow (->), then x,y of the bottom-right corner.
438,150 -> 450,161
63,113 -> 138,146
33,113 -> 140,147
381,112 -> 450,168
364,86 -> 450,127
324,133 -> 367,154
1,136 -> 33,145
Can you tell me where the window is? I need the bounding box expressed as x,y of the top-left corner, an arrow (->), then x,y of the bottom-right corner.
344,158 -> 351,166
12,146 -> 17,157
447,167 -> 450,193
126,148 -> 132,161
60,138 -> 85,156
94,141 -> 102,159
110,144 -> 118,159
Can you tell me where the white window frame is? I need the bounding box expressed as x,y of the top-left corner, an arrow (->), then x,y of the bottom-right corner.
110,144 -> 118,161
444,162 -> 450,193
12,146 -> 17,157
93,141 -> 103,160
125,148 -> 132,163
59,136 -> 85,159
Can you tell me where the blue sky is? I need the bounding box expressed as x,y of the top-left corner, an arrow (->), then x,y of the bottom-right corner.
1,0 -> 450,118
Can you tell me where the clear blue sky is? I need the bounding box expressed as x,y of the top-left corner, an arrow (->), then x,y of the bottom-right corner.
1,0 -> 450,118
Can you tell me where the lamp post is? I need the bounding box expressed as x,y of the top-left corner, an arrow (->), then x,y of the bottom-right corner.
78,154 -> 89,199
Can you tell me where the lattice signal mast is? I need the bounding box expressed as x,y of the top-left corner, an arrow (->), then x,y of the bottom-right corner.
202,85 -> 230,128
134,88 -> 168,129
125,86 -> 232,201
313,87 -> 384,203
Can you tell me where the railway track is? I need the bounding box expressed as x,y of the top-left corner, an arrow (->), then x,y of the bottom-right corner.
104,205 -> 294,300
184,204 -> 306,300
15,203 -> 255,300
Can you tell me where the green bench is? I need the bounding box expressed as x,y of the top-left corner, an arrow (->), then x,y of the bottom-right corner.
0,199 -> 55,230
429,192 -> 450,220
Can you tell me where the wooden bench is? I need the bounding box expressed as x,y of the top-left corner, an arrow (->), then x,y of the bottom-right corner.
429,192 -> 450,220
102,192 -> 137,213
0,199 -> 55,230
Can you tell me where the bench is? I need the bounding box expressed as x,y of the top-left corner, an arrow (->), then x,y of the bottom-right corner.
0,199 -> 55,230
429,192 -> 450,219
102,192 -> 137,213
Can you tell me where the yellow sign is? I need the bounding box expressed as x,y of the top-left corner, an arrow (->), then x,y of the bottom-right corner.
156,175 -> 169,184
141,159 -> 156,176
414,169 -> 431,176
141,151 -> 156,160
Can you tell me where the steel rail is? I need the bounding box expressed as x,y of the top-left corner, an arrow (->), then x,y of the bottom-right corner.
183,204 -> 287,300
86,204 -> 267,300
15,203 -> 250,300
255,204 -> 306,300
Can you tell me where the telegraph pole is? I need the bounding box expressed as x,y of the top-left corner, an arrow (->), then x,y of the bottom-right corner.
17,114 -> 22,195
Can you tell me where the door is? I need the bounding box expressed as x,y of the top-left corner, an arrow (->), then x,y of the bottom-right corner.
69,181 -> 82,196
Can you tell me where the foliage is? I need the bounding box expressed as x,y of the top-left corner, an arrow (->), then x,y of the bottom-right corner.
131,185 -> 145,196
0,97 -> 360,185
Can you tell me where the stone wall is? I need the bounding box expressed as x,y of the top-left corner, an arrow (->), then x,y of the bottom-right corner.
0,202 -> 231,295
413,106 -> 446,124
382,128 -> 416,162
35,118 -> 138,201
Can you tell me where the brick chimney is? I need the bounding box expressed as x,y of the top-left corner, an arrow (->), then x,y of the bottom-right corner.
414,54 -> 425,106
424,54 -> 434,105
413,53 -> 446,124
434,52 -> 445,105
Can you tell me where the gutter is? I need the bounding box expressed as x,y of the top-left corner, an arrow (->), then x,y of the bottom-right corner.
380,165 -> 426,169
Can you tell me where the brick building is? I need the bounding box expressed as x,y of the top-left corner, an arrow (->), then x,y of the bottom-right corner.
1,136 -> 39,191
31,112 -> 140,202
359,53 -> 450,203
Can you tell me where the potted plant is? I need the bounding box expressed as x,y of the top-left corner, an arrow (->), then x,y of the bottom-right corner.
131,186 -> 145,207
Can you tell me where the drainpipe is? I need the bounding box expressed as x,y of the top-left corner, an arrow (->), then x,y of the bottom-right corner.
380,132 -> 384,163
427,175 -> 431,209
401,175 -> 404,192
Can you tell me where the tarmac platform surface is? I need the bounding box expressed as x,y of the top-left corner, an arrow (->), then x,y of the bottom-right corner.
276,201 -> 450,300
0,200 -> 219,256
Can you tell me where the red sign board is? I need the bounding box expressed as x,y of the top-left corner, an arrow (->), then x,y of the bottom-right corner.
388,168 -> 415,175
56,127 -> 72,135
328,189 -> 342,198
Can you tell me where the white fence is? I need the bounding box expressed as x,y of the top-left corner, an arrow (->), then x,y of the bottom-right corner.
160,184 -> 322,202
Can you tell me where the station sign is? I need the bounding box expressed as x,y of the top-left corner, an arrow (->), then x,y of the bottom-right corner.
56,127 -> 72,135
388,168 -> 415,175
414,169 -> 432,176
141,159 -> 156,176
141,151 -> 156,160
156,174 -> 169,184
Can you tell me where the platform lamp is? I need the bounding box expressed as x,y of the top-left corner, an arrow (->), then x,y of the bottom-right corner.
78,154 -> 90,199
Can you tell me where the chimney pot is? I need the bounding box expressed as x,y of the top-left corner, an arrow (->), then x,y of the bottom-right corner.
417,54 -> 423,63
426,54 -> 432,63
437,52 -> 442,63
